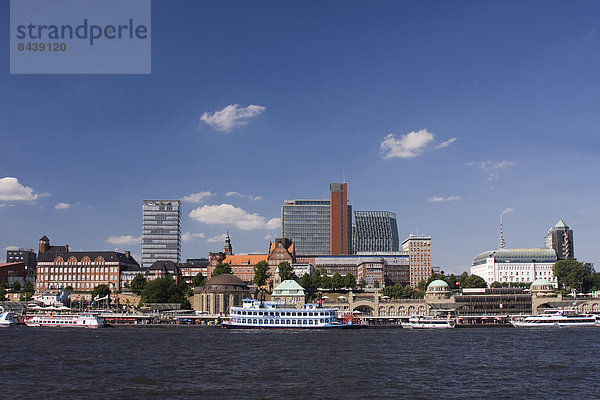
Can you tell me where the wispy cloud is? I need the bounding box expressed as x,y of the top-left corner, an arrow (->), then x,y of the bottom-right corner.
0,177 -> 48,202
380,129 -> 456,159
55,202 -> 71,210
200,104 -> 266,132
427,195 -> 461,203
501,208 -> 515,215
181,191 -> 213,203
189,204 -> 280,230
182,232 -> 206,242
225,191 -> 262,201
106,235 -> 141,245
467,160 -> 517,182
207,233 -> 228,243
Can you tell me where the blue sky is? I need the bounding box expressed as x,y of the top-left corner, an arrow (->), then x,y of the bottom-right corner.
1,1 -> 600,274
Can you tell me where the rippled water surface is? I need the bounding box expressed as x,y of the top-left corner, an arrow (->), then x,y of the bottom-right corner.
2,326 -> 600,399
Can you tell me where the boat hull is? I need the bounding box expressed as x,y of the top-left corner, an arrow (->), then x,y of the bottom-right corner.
222,322 -> 361,329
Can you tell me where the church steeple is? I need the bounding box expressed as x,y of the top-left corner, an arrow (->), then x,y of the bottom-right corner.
223,231 -> 233,255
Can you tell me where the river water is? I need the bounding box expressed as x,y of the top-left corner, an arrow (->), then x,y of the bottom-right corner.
1,326 -> 599,399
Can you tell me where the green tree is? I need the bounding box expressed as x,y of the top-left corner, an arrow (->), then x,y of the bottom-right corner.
65,285 -> 73,291
253,261 -> 271,287
298,273 -> 314,291
446,274 -> 458,289
358,278 -> 366,289
12,281 -> 21,291
458,271 -> 469,288
374,280 -> 380,289
130,273 -> 147,293
417,280 -> 427,291
23,281 -> 34,292
0,283 -> 6,301
91,284 -> 111,300
141,275 -> 188,307
343,273 -> 356,289
310,270 -> 322,289
463,274 -> 487,288
321,274 -> 332,289
192,272 -> 206,287
212,263 -> 232,277
553,259 -> 587,291
331,273 -> 343,290
278,261 -> 296,281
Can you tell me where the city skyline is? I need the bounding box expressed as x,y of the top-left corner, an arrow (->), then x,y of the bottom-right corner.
2,1 -> 600,274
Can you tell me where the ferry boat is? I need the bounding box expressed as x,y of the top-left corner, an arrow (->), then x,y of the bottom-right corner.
24,313 -> 104,328
510,308 -> 599,328
401,315 -> 456,329
0,306 -> 18,326
222,299 -> 359,329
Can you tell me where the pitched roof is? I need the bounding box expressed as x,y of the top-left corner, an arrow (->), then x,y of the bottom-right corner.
223,254 -> 268,265
272,279 -> 305,297
148,260 -> 180,274
555,219 -> 568,228
38,247 -> 140,266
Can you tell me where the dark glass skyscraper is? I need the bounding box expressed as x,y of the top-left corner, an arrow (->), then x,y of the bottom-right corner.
352,211 -> 399,253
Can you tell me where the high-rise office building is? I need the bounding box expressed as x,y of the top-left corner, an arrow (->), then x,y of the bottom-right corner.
544,219 -> 574,260
281,182 -> 352,256
329,183 -> 352,255
6,248 -> 37,274
402,234 -> 432,288
142,200 -> 182,267
353,211 -> 399,253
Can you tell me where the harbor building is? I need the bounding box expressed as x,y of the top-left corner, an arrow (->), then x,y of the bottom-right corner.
544,219 -> 574,260
352,211 -> 399,253
193,273 -> 254,314
142,200 -> 182,267
470,248 -> 558,287
402,235 -> 432,288
5,248 -> 37,274
281,182 -> 352,256
207,236 -> 295,285
35,236 -> 140,292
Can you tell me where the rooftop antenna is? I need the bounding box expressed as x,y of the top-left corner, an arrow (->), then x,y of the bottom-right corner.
499,214 -> 505,249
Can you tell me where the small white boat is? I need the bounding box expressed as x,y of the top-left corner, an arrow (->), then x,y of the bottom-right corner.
24,313 -> 104,328
0,306 -> 18,326
401,315 -> 456,329
511,307 -> 598,328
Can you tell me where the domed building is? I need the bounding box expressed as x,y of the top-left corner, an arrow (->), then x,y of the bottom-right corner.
192,274 -> 255,315
530,278 -> 555,296
425,279 -> 452,300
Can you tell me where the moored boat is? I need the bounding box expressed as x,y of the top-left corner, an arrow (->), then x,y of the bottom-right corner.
222,299 -> 360,329
0,306 -> 18,326
401,315 -> 456,329
24,313 -> 104,328
510,307 -> 598,328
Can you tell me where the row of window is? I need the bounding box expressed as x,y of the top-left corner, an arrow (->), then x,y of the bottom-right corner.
233,310 -> 334,317
232,318 -> 334,325
40,266 -> 118,273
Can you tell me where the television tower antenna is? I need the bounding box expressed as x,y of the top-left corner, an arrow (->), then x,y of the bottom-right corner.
499,214 -> 505,249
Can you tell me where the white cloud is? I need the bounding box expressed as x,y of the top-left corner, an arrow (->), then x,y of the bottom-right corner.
467,160 -> 516,170
264,234 -> 274,241
225,191 -> 262,201
182,232 -> 206,242
427,196 -> 461,202
380,129 -> 456,159
189,203 -> 281,230
467,160 -> 517,182
3,246 -> 19,251
106,235 -> 141,245
200,104 -> 266,132
55,202 -> 71,210
0,177 -> 47,201
502,208 -> 515,215
436,137 -> 457,149
207,233 -> 228,243
181,191 -> 213,203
